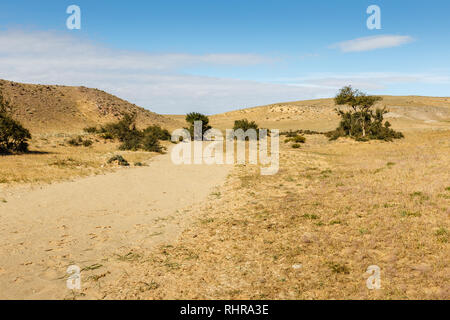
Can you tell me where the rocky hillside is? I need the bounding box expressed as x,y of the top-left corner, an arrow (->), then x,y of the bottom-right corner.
0,79 -> 182,133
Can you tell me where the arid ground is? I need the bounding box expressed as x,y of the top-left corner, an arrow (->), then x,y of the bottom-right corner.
0,80 -> 448,299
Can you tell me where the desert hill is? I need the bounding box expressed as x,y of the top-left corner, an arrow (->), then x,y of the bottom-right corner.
2,78 -> 449,134
209,96 -> 450,132
0,79 -> 183,133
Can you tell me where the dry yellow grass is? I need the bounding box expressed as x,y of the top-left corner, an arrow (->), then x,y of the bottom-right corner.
0,132 -> 164,185
1,83 -> 449,300
89,129 -> 449,300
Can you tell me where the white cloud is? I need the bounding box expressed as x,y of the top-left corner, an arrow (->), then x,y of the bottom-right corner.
0,30 -> 444,114
331,35 -> 414,52
275,72 -> 450,92
0,30 -> 334,114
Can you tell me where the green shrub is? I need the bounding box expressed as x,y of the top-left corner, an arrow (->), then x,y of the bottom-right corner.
141,132 -> 165,152
83,126 -> 98,134
328,262 -> 350,274
107,155 -> 129,166
67,136 -> 83,146
281,129 -> 322,136
292,135 -> 306,143
102,113 -> 138,141
233,119 -> 259,131
327,86 -> 404,141
119,131 -> 143,151
100,113 -> 166,153
292,143 -> 301,149
82,140 -> 93,147
284,130 -> 298,138
285,134 -> 306,144
185,112 -> 212,140
232,119 -> 262,140
67,136 -> 94,147
143,125 -> 171,141
0,92 -> 31,154
100,132 -> 114,140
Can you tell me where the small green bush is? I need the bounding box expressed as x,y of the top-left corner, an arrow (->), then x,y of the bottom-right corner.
67,136 -> 83,146
281,129 -> 322,136
68,136 -> 94,147
328,262 -> 350,274
284,130 -> 298,138
292,143 -> 301,149
107,155 -> 129,166
285,134 -> 306,144
100,132 -> 114,140
82,140 -> 93,147
83,126 -> 98,134
292,135 -> 306,143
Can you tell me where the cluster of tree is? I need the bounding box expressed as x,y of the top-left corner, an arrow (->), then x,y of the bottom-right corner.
327,86 -> 404,141
0,91 -> 31,154
184,113 -> 264,140
88,113 -> 170,153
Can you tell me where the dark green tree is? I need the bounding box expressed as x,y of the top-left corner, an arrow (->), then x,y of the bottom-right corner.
0,91 -> 31,154
328,86 -> 403,141
185,112 -> 212,140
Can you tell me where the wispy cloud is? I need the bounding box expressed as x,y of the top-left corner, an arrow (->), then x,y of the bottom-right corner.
0,30 -> 443,114
275,72 -> 450,91
331,35 -> 415,52
0,30 -> 331,114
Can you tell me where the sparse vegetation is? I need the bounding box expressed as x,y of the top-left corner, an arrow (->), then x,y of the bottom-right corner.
285,135 -> 306,144
0,79 -> 449,300
83,126 -> 98,134
281,129 -> 322,136
285,133 -> 306,148
435,227 -> 448,243
67,136 -> 93,147
328,262 -> 350,274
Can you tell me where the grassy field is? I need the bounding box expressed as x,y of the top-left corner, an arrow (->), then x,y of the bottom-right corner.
92,129 -> 449,300
1,89 -> 449,300
0,132 -> 162,185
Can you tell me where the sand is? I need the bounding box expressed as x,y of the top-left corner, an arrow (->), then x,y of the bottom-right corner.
0,146 -> 231,299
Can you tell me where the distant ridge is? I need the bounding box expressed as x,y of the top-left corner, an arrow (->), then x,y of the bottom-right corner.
209,96 -> 450,131
0,79 -> 183,133
1,78 -> 449,134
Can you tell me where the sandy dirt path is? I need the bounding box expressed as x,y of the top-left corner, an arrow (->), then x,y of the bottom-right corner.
0,147 -> 231,299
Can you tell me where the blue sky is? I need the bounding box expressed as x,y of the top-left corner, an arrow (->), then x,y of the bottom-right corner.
0,0 -> 449,114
